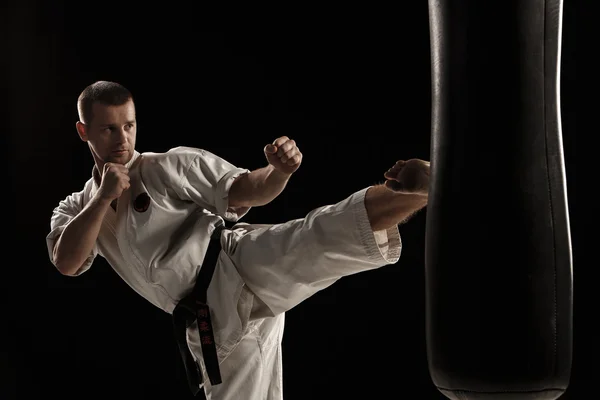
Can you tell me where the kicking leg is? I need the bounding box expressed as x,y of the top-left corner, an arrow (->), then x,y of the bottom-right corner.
365,159 -> 430,231
226,159 -> 429,317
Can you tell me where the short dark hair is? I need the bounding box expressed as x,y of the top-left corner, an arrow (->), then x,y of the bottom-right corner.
77,81 -> 133,125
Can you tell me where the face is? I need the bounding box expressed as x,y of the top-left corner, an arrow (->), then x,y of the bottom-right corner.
76,99 -> 137,168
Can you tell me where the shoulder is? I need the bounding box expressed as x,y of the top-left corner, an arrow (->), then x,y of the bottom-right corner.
140,146 -> 206,168
135,147 -> 210,187
139,146 -> 234,172
53,177 -> 96,214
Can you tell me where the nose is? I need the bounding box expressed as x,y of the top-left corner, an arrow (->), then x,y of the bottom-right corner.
114,128 -> 129,144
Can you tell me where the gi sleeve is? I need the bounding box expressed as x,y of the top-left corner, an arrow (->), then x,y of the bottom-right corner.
46,190 -> 98,276
172,147 -> 252,222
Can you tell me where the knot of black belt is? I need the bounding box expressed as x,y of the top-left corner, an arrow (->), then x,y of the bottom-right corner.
173,223 -> 226,398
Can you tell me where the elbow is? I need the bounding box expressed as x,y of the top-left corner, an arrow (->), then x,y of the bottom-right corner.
54,257 -> 79,276
60,268 -> 79,277
228,197 -> 249,208
52,233 -> 84,276
53,248 -> 80,277
228,197 -> 255,208
228,173 -> 258,208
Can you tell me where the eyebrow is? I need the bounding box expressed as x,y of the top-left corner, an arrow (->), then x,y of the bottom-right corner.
99,120 -> 136,128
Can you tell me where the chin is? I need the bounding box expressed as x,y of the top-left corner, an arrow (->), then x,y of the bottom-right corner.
107,152 -> 131,164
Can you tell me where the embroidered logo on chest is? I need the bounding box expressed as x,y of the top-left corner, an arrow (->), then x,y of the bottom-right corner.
133,192 -> 151,213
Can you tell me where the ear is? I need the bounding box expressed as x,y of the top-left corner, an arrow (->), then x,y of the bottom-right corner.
76,121 -> 88,142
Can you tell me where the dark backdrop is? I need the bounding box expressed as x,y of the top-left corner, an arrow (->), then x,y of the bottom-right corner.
2,2 -> 590,399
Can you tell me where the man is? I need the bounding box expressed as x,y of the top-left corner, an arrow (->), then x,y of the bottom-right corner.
46,81 -> 430,399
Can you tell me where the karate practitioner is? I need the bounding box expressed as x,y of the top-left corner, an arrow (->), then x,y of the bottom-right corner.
46,81 -> 430,399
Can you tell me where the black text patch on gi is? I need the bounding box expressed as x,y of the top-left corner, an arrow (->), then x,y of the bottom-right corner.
134,192 -> 151,212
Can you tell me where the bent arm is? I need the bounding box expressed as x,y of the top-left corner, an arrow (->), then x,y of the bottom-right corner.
229,164 -> 291,208
53,194 -> 111,276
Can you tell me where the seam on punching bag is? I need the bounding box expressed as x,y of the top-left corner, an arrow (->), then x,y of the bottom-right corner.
543,0 -> 558,379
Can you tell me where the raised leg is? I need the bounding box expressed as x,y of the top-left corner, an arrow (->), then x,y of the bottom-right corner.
365,159 -> 430,231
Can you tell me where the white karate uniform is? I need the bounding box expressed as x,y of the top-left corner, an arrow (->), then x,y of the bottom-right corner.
46,146 -> 402,400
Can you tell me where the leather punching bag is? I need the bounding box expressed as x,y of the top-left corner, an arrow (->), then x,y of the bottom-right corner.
424,1 -> 573,399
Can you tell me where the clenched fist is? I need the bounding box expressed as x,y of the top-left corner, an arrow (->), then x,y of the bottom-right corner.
98,163 -> 130,201
264,136 -> 303,176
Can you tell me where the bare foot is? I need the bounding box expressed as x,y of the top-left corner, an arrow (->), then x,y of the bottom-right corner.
383,159 -> 430,195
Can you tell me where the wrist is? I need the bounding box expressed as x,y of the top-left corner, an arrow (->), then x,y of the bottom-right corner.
267,164 -> 292,181
92,192 -> 114,208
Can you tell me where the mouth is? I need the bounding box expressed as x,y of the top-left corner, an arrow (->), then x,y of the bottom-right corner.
112,149 -> 128,155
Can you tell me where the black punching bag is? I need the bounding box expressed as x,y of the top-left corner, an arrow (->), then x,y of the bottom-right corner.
424,0 -> 573,399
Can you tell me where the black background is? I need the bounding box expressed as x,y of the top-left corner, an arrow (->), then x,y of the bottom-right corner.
2,1 -> 591,399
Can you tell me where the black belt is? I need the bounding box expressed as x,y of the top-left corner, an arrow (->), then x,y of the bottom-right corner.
173,223 -> 226,398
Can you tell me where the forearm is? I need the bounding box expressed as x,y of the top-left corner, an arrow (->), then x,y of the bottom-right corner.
234,164 -> 292,207
53,194 -> 111,275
